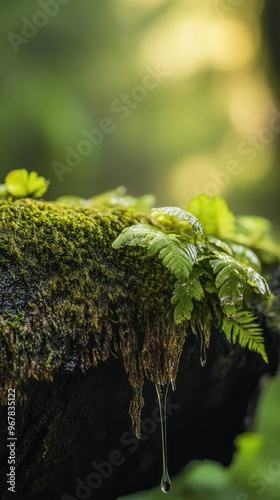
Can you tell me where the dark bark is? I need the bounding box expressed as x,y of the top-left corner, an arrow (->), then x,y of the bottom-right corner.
0,268 -> 279,500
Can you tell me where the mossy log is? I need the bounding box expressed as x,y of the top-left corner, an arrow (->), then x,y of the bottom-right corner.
0,199 -> 279,500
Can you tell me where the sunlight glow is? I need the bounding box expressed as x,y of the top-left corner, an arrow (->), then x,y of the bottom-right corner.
227,75 -> 274,135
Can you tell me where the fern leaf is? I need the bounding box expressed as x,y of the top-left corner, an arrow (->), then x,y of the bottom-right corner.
228,243 -> 261,271
222,311 -> 268,362
207,236 -> 232,255
171,270 -> 204,324
211,251 -> 270,317
247,267 -> 270,297
151,207 -> 203,237
210,253 -> 245,317
172,283 -> 194,323
112,224 -> 197,281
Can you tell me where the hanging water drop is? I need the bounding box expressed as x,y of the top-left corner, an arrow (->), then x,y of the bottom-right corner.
200,332 -> 207,367
200,345 -> 207,367
155,383 -> 171,494
161,480 -> 171,493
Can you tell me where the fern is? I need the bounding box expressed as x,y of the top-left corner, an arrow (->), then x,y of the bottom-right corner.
246,267 -> 271,297
207,236 -> 232,255
151,207 -> 203,239
222,311 -> 268,363
210,251 -> 270,317
112,224 -> 197,281
171,269 -> 204,324
228,243 -> 261,272
211,251 -> 270,297
112,194 -> 273,364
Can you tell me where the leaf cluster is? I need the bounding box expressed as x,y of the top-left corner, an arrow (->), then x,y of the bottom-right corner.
57,186 -> 155,210
113,195 -> 274,362
0,169 -> 49,199
0,170 -> 275,363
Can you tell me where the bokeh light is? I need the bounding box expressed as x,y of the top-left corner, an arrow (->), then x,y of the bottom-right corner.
0,0 -> 279,224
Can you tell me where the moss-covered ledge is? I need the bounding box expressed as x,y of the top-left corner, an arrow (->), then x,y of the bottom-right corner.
0,199 -> 186,436
0,170 -> 280,499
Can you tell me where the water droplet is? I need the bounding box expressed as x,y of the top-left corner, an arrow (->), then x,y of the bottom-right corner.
161,478 -> 171,493
155,383 -> 171,494
200,338 -> 207,367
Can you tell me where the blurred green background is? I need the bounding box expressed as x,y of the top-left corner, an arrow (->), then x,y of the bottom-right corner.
1,0 -> 279,223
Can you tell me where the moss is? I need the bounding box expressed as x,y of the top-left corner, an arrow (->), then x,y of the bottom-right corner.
0,199 -> 186,436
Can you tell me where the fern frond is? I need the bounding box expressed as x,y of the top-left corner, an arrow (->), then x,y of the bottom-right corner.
151,207 -> 203,238
171,269 -> 204,324
207,235 -> 232,255
228,243 -> 261,271
210,253 -> 245,317
112,224 -> 197,281
210,251 -> 270,317
246,267 -> 270,297
222,311 -> 268,362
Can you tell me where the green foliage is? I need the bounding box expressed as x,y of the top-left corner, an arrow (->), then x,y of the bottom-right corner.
171,270 -> 204,323
0,170 -> 275,363
222,311 -> 268,363
0,169 -> 49,199
113,212 -> 201,327
113,195 -> 275,362
234,216 -> 280,264
187,196 -> 280,263
187,195 -> 235,239
236,215 -> 273,244
58,187 -> 155,210
151,207 -> 204,239
113,224 -> 197,282
228,242 -> 262,271
210,251 -> 270,317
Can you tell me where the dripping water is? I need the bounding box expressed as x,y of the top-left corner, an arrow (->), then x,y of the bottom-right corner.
155,383 -> 171,493
200,333 -> 207,367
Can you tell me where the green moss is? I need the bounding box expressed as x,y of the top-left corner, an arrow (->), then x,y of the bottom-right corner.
1,194 -> 279,437
0,199 -> 185,436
